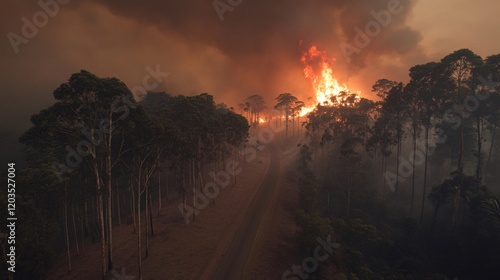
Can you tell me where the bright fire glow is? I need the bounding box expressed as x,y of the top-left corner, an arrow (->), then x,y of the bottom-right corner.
299,45 -> 360,116
259,118 -> 266,123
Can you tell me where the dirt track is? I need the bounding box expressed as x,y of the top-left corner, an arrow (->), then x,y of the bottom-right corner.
210,143 -> 281,280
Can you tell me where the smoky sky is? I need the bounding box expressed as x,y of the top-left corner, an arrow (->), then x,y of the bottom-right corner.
2,0 -> 498,163
90,0 -> 424,93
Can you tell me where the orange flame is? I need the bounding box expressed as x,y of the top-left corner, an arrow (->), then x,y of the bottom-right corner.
299,45 -> 360,116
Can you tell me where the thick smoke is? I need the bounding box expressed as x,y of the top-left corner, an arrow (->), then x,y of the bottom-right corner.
0,0 -> 425,164
88,0 -> 424,103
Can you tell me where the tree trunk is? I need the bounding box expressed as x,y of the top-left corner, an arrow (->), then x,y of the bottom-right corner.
395,136 -> 401,196
485,125 -> 496,185
382,155 -> 386,203
296,115 -> 299,136
233,149 -> 237,187
410,127 -> 417,218
453,83 -> 464,228
476,116 -> 482,187
64,186 -> 71,272
89,199 -> 97,243
71,204 -> 80,256
285,109 -> 289,141
137,169 -> 142,280
191,159 -> 196,222
420,128 -> 429,224
145,179 -> 149,259
158,166 -> 162,216
182,165 -> 187,215
96,173 -> 107,279
80,204 -> 85,252
106,115 -> 114,271
130,180 -> 136,233
106,169 -> 113,271
149,190 -> 154,236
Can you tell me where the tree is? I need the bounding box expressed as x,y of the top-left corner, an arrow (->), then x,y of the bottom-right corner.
482,198 -> 500,230
372,81 -> 408,197
483,54 -> 500,185
275,93 -> 298,141
292,100 -> 305,136
304,93 -> 373,218
428,179 -> 454,233
403,84 -> 422,218
340,139 -> 362,219
121,112 -> 163,279
441,49 -> 483,226
0,166 -> 60,279
245,94 -> 266,126
372,79 -> 399,100
140,92 -> 248,220
20,70 -> 140,279
406,62 -> 451,223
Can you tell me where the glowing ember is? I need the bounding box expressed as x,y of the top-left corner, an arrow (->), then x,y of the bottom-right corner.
259,117 -> 266,123
299,45 -> 360,116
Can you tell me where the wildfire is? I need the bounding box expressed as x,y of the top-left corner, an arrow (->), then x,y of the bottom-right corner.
259,117 -> 266,124
299,45 -> 360,116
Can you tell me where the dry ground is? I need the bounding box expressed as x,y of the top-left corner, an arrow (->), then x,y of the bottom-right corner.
47,134 -> 304,280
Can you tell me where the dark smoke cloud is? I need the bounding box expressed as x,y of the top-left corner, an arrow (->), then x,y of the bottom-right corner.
0,0 -> 425,163
89,0 -> 424,100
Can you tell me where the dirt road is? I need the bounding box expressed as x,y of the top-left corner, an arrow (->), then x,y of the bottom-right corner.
210,143 -> 281,280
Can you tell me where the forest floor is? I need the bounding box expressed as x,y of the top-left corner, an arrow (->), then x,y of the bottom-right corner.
47,132 -> 304,280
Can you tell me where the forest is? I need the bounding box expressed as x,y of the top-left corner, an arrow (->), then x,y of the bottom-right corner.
1,70 -> 249,279
1,48 -> 499,280
289,49 -> 500,279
